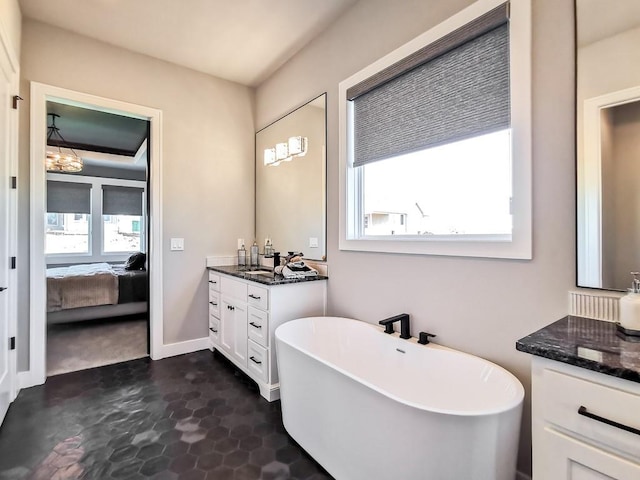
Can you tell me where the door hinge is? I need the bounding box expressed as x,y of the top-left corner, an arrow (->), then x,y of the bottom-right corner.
12,95 -> 22,110
11,176 -> 16,189
9,337 -> 15,350
10,257 -> 16,269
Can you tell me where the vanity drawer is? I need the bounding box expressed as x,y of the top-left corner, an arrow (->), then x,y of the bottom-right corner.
208,316 -> 220,345
208,272 -> 221,291
247,284 -> 268,310
541,368 -> 640,459
247,340 -> 268,384
247,307 -> 268,347
221,276 -> 247,301
208,291 -> 220,317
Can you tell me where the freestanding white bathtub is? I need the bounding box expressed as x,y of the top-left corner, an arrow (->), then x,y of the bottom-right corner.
275,317 -> 524,480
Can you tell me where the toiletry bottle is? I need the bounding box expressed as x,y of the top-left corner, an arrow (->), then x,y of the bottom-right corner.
619,272 -> 640,332
264,239 -> 273,257
250,240 -> 259,267
238,243 -> 246,267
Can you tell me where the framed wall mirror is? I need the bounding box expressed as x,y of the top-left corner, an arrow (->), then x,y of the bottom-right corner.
576,0 -> 640,290
255,93 -> 327,261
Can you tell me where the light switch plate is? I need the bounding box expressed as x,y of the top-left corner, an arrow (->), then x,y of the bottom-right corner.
170,238 -> 184,251
309,237 -> 319,248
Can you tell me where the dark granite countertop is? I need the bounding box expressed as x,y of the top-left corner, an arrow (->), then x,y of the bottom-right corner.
516,316 -> 640,383
207,265 -> 328,286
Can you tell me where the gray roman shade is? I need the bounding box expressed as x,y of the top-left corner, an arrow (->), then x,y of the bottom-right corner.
46,181 -> 91,214
102,185 -> 144,216
349,3 -> 510,167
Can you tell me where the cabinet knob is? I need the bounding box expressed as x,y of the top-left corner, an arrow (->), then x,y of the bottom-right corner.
209,327 -> 218,333
249,322 -> 262,329
249,294 -> 261,300
249,356 -> 262,365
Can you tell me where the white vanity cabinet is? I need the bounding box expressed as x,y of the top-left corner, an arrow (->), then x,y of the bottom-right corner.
532,357 -> 640,479
207,269 -> 326,401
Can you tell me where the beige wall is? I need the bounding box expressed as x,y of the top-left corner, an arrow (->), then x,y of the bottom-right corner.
256,0 -> 575,475
0,0 -> 21,61
17,20 -> 255,369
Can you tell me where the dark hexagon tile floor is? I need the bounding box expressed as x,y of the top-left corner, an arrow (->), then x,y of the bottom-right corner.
0,351 -> 333,480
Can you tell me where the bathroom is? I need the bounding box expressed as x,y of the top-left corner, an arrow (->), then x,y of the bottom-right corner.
1,0 -> 638,479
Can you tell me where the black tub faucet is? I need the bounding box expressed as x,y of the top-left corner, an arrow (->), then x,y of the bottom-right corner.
379,313 -> 411,339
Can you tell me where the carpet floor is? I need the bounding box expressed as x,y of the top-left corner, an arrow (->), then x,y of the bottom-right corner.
47,316 -> 148,376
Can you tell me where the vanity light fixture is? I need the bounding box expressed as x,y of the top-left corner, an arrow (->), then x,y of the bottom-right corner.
264,136 -> 309,167
264,147 -> 277,166
45,113 -> 83,172
288,136 -> 307,157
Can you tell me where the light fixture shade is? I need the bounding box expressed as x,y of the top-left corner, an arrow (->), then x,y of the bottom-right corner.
264,148 -> 276,166
275,142 -> 289,161
46,113 -> 83,172
288,136 -> 308,157
46,151 -> 83,172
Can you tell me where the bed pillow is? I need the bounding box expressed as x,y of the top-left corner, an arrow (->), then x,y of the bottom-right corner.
125,252 -> 146,271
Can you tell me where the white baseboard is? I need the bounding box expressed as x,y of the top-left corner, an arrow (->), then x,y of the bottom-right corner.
17,370 -> 43,391
152,337 -> 210,360
516,470 -> 532,480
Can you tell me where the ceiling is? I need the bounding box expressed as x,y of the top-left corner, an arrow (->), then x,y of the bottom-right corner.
47,102 -> 148,171
577,0 -> 640,47
19,0 -> 359,87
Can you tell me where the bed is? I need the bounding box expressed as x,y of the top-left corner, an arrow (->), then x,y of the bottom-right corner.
46,262 -> 148,324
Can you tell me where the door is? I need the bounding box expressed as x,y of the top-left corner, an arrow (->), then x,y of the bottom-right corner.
0,40 -> 14,425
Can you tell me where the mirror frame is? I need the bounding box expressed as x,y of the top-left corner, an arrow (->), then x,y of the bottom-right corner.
255,93 -> 328,261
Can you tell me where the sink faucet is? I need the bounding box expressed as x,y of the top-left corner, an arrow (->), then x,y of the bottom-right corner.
379,313 -> 411,339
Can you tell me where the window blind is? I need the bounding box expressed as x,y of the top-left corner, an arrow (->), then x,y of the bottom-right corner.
46,181 -> 91,214
350,3 -> 510,168
102,185 -> 144,216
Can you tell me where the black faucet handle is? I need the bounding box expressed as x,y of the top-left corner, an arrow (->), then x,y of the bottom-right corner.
418,332 -> 436,345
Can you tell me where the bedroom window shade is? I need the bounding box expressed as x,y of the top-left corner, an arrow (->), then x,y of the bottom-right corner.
348,3 -> 510,168
46,181 -> 91,214
102,186 -> 144,216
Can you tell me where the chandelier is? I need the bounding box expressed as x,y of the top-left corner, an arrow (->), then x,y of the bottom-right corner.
46,113 -> 83,172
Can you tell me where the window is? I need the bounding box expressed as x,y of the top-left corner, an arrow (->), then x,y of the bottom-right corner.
339,0 -> 531,259
45,180 -> 91,255
46,176 -> 146,260
102,185 -> 144,253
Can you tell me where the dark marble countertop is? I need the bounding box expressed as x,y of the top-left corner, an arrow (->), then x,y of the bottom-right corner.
516,316 -> 640,383
207,265 -> 328,286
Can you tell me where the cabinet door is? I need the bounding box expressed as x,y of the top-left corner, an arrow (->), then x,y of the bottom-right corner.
537,427 -> 640,480
231,302 -> 248,366
221,298 -> 247,367
220,299 -> 235,357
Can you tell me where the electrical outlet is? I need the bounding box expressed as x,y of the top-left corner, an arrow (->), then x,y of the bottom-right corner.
237,238 -> 245,249
309,237 -> 319,248
170,238 -> 184,251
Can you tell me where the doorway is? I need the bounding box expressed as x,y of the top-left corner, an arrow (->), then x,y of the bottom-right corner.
28,83 -> 164,386
44,101 -> 150,375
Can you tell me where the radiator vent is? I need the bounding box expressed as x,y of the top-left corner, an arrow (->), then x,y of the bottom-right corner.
568,291 -> 622,322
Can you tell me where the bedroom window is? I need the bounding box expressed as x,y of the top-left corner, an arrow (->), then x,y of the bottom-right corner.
338,0 -> 532,259
102,186 -> 145,253
45,180 -> 91,255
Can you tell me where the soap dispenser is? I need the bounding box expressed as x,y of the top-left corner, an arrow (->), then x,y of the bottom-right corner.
619,272 -> 640,334
250,240 -> 259,267
237,243 -> 246,267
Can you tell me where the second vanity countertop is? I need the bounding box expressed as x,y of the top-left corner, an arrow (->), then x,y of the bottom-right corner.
516,316 -> 640,383
207,264 -> 328,286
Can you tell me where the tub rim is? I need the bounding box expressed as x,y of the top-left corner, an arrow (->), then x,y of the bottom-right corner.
275,316 -> 525,417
